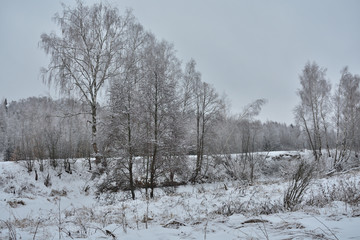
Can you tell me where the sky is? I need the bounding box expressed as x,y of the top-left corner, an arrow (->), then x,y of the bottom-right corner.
0,0 -> 359,124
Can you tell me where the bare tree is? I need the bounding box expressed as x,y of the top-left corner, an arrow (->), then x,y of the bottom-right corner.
191,80 -> 224,183
294,62 -> 331,161
108,21 -> 149,200
182,59 -> 201,114
238,100 -> 267,183
40,1 -> 134,164
217,99 -> 266,182
333,67 -> 360,167
141,37 -> 182,198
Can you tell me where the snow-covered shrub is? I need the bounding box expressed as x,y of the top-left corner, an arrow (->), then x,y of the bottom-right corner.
260,160 -> 281,177
283,161 -> 313,210
0,220 -> 17,240
162,186 -> 178,196
160,155 -> 191,184
217,199 -> 244,216
217,195 -> 283,216
4,181 -> 36,197
50,189 -> 67,197
307,178 -> 360,208
258,200 -> 284,215
7,199 -> 25,208
96,166 -> 129,194
44,173 -> 51,187
23,160 -> 35,173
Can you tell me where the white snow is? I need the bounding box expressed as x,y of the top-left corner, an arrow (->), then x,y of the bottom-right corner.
0,153 -> 359,239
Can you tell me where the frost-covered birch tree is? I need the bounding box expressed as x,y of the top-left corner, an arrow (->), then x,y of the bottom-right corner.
108,22 -> 149,200
294,62 -> 331,161
333,67 -> 360,167
141,37 -> 182,198
40,1 -> 133,163
191,80 -> 224,183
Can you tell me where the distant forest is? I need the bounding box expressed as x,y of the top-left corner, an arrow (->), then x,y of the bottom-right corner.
0,96 -> 303,161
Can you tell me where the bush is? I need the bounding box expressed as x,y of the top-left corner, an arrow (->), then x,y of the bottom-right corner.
283,161 -> 313,210
96,168 -> 129,194
44,173 -> 52,187
307,179 -> 360,208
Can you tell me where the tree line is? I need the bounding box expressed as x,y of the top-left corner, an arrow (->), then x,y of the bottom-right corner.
0,94 -> 302,197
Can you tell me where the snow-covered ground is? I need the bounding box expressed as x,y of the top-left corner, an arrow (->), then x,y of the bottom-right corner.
1,152 -> 360,239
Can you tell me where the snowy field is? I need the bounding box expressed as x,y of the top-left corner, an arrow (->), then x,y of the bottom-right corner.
1,152 -> 360,240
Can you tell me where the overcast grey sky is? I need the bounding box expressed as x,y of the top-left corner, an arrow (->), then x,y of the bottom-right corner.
1,0 -> 359,124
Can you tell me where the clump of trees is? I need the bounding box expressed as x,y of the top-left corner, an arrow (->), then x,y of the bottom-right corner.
38,1 -> 227,199
40,1 -> 134,166
294,62 -> 360,169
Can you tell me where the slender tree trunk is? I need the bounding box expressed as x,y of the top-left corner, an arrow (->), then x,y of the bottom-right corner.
194,111 -> 201,182
129,158 -> 135,200
91,103 -> 100,164
316,108 -> 323,160
321,111 -> 331,157
249,132 -> 257,184
150,144 -> 157,198
128,155 -> 136,200
150,72 -> 159,199
200,106 -> 206,178
193,92 -> 202,183
128,123 -> 135,200
334,90 -> 341,167
145,119 -> 150,196
310,97 -> 322,161
88,157 -> 92,171
302,113 -> 317,161
127,90 -> 136,200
